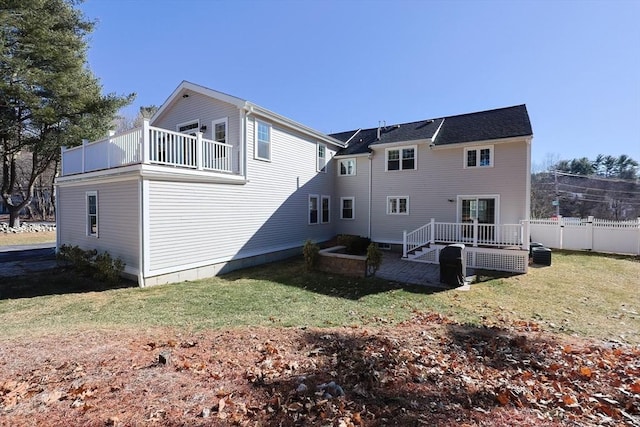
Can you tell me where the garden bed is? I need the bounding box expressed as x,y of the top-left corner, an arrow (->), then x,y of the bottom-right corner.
317,245 -> 367,277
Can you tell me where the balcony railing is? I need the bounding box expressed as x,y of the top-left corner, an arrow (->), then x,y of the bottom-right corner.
403,218 -> 530,257
61,120 -> 233,176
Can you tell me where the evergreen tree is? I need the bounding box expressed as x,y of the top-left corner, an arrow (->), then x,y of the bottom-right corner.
0,0 -> 134,226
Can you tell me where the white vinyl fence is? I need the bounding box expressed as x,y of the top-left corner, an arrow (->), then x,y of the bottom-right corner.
530,216 -> 640,255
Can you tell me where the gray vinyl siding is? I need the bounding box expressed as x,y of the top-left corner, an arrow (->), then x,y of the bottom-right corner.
370,140 -> 529,243
146,116 -> 337,273
334,156 -> 370,237
151,92 -> 242,173
57,179 -> 140,270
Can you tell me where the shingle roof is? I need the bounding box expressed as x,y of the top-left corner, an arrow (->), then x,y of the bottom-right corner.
331,104 -> 532,155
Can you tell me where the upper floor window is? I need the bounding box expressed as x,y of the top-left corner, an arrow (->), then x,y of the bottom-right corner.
255,120 -> 271,161
387,196 -> 409,215
465,146 -> 493,168
212,117 -> 228,143
86,191 -> 98,237
386,146 -> 416,171
339,158 -> 356,176
177,120 -> 199,136
317,143 -> 327,172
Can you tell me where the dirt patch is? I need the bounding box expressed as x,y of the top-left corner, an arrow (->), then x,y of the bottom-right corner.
0,314 -> 638,426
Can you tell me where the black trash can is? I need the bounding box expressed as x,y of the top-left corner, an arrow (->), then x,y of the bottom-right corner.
439,244 -> 465,287
531,246 -> 552,266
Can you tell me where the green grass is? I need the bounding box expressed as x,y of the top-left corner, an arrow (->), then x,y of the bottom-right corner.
0,251 -> 638,343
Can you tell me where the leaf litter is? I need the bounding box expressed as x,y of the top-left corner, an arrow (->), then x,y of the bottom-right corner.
0,311 -> 638,426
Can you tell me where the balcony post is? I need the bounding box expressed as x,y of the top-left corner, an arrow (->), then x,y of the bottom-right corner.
108,130 -> 115,168
196,132 -> 204,170
521,220 -> 530,251
141,119 -> 150,164
473,218 -> 478,247
430,218 -> 435,244
82,139 -> 88,173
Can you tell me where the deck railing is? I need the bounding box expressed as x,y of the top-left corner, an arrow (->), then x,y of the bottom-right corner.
403,218 -> 529,257
61,119 -> 233,176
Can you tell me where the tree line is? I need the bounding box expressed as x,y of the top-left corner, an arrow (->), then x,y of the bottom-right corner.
531,155 -> 640,220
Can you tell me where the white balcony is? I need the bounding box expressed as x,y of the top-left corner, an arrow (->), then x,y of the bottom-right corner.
61,120 -> 235,176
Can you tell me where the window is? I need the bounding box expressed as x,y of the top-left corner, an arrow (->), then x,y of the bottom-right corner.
255,120 -> 271,161
321,196 -> 330,223
309,195 -> 319,224
464,146 -> 493,168
317,143 -> 327,172
86,191 -> 98,237
176,120 -> 199,136
341,197 -> 354,220
339,158 -> 356,176
212,117 -> 228,143
387,196 -> 409,215
386,147 -> 416,171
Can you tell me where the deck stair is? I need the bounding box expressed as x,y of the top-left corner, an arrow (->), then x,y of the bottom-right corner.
405,244 -> 438,263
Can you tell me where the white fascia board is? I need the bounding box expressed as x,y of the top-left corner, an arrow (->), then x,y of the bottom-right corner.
55,165 -> 142,186
333,152 -> 370,159
369,139 -> 432,150
430,135 -> 533,150
245,103 -> 346,149
151,81 -> 246,124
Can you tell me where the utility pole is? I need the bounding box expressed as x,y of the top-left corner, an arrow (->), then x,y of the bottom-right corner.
554,169 -> 560,217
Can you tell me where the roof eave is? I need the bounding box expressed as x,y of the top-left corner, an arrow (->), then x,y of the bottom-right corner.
431,134 -> 533,149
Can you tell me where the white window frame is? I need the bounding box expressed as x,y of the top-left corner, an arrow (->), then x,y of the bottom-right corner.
212,117 -> 228,143
387,196 -> 409,215
321,195 -> 330,223
317,143 -> 327,173
338,158 -> 356,176
255,120 -> 271,161
86,191 -> 98,237
340,197 -> 355,220
464,145 -> 494,168
309,194 -> 319,225
176,119 -> 200,135
385,146 -> 417,171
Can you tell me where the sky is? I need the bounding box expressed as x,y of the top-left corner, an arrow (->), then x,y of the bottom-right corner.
79,0 -> 640,169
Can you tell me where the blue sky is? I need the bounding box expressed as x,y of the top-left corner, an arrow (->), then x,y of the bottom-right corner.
80,0 -> 639,168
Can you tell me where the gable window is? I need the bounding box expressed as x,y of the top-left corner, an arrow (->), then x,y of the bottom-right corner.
86,191 -> 98,237
387,196 -> 409,215
321,196 -> 330,223
212,117 -> 228,143
317,143 -> 327,172
386,146 -> 416,171
341,197 -> 354,220
464,146 -> 493,168
339,158 -> 356,176
309,195 -> 319,224
255,120 -> 271,161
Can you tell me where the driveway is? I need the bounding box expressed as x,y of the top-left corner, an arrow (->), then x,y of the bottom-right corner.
0,244 -> 57,277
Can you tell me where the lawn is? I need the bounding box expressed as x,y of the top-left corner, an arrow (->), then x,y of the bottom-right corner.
1,250 -> 638,344
0,230 -> 56,246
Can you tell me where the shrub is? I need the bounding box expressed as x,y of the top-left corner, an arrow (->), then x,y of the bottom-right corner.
57,244 -> 125,284
337,234 -> 371,255
366,243 -> 382,276
302,239 -> 319,272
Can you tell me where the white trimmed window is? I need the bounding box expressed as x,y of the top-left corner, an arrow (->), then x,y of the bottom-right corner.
387,196 -> 409,215
321,196 -> 330,223
340,197 -> 354,220
309,195 -> 319,224
338,158 -> 356,176
317,143 -> 327,172
386,146 -> 416,171
86,191 -> 98,237
176,120 -> 199,136
255,120 -> 271,161
212,117 -> 228,143
464,146 -> 493,168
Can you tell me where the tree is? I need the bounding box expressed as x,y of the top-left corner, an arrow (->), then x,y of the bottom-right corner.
0,0 -> 134,227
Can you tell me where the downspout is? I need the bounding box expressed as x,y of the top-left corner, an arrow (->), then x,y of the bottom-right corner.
137,176 -> 145,287
368,153 -> 372,239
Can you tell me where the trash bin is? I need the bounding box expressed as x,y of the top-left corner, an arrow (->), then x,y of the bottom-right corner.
439,244 -> 465,287
529,242 -> 544,258
531,246 -> 552,266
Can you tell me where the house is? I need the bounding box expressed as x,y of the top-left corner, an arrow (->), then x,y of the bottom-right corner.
55,81 -> 533,286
